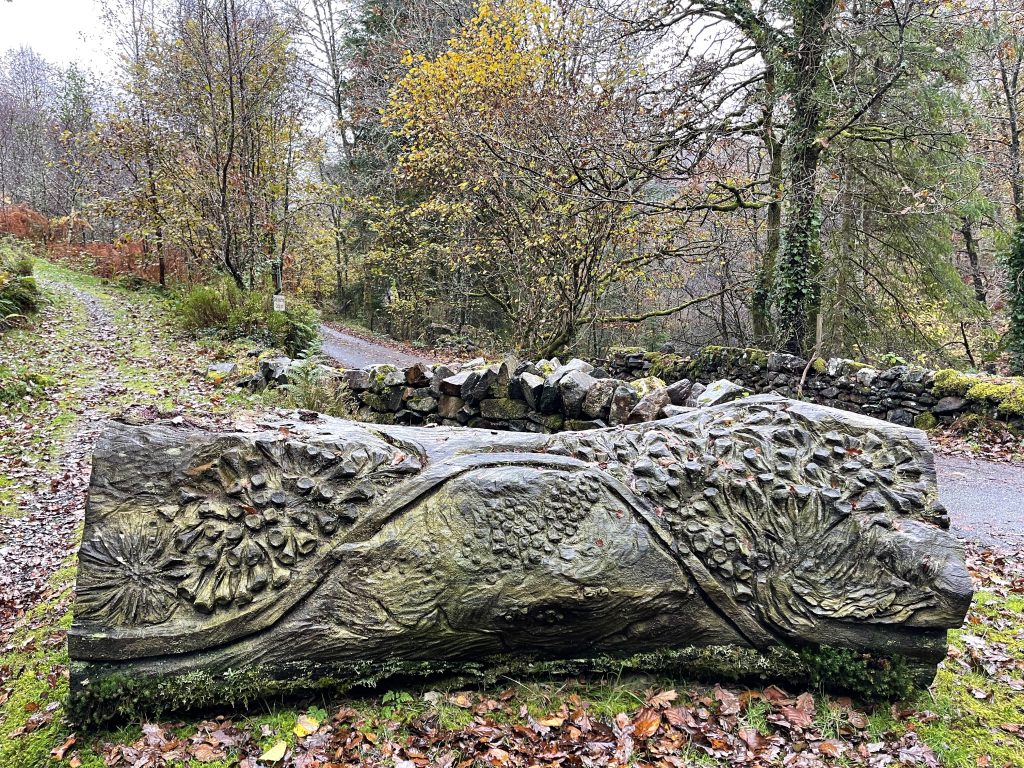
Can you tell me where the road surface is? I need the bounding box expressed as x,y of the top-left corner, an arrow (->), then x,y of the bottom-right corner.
319,324 -> 433,369
936,454 -> 1024,550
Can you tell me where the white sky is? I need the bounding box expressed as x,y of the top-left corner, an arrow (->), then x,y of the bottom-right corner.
0,0 -> 109,70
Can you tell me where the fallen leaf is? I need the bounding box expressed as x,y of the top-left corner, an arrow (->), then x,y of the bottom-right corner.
647,689 -> 678,709
260,740 -> 287,763
713,685 -> 741,716
537,716 -> 564,727
50,734 -> 75,759
632,708 -> 661,738
293,713 -> 320,737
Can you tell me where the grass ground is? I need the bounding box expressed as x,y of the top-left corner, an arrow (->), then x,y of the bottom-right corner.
0,254 -> 1021,767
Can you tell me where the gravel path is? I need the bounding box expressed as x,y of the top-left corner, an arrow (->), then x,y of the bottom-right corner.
320,323 -> 433,369
0,280 -> 120,640
936,454 -> 1024,549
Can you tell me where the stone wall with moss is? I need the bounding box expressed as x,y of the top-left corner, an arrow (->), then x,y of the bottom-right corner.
252,355 -> 717,432
252,347 -> 1024,432
603,346 -> 1024,429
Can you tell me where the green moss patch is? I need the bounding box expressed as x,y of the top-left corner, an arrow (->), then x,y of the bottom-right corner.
932,368 -> 1024,417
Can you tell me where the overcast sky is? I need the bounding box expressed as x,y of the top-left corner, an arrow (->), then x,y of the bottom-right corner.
0,0 -> 108,70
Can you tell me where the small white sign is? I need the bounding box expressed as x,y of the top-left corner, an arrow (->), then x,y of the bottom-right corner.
273,294 -> 286,312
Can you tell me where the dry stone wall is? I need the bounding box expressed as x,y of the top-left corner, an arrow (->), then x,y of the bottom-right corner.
248,344 -> 1024,432
252,355 -> 739,432
604,346 -> 1024,430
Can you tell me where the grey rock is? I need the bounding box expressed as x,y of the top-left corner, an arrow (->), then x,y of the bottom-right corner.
627,387 -> 671,424
932,396 -> 968,417
207,362 -> 236,379
767,352 -> 807,374
662,405 -> 694,418
560,358 -> 594,376
582,379 -> 618,420
441,371 -> 472,397
407,396 -> 438,413
826,358 -> 849,377
629,376 -> 667,398
685,382 -> 707,407
462,367 -> 498,403
564,418 -> 606,431
368,365 -> 405,387
405,363 -> 434,387
609,385 -> 640,425
517,372 -> 545,410
235,374 -> 264,391
341,368 -> 371,391
696,379 -> 744,407
538,376 -> 562,414
666,378 -> 694,406
886,408 -> 915,426
438,395 -> 464,419
259,356 -> 294,385
430,365 -> 455,395
480,398 -> 531,420
559,370 -> 597,418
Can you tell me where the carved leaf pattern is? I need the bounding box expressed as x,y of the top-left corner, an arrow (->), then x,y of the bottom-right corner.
572,400 -> 945,635
80,434 -> 422,624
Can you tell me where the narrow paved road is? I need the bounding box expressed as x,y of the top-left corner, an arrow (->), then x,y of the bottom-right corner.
320,324 -> 433,369
936,454 -> 1024,550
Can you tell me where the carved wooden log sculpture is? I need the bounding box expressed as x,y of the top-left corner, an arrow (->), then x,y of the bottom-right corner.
69,395 -> 971,719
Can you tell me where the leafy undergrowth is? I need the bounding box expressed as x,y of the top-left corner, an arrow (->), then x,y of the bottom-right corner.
0,543 -> 1019,768
930,416 -> 1024,464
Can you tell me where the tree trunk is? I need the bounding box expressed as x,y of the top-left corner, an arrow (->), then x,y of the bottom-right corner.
774,0 -> 836,355
752,67 -> 782,344
961,218 -> 986,306
69,403 -> 971,723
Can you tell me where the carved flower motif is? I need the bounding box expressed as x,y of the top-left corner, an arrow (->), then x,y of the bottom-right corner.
77,528 -> 189,626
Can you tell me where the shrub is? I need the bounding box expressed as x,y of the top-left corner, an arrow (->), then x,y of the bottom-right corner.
175,279 -> 320,357
175,285 -> 230,331
279,355 -> 354,416
0,241 -> 40,331
267,303 -> 321,357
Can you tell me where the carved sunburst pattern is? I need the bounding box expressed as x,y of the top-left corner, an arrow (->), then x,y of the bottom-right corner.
77,527 -> 188,626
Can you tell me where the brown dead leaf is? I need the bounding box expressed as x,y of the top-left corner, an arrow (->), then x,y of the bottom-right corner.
738,726 -> 764,752
780,692 -> 815,729
713,686 -> 740,716
50,734 -> 75,760
646,689 -> 678,709
762,685 -> 791,703
192,742 -> 225,763
632,708 -> 662,739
